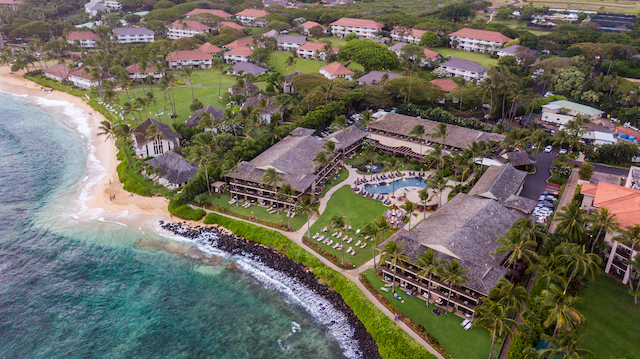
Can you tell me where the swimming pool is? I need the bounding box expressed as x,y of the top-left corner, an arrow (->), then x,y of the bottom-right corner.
364,177 -> 427,194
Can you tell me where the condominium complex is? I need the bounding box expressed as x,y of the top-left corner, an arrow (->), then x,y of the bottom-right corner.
112,27 -> 154,43
329,18 -> 384,39
448,28 -> 512,53
167,20 -> 212,39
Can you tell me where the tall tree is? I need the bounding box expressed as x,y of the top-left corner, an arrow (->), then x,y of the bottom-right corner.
184,145 -> 213,195
426,170 -> 449,207
379,240 -> 410,294
541,284 -> 585,336
473,299 -> 517,359
625,255 -> 640,304
262,167 -> 282,213
539,332 -> 593,359
400,201 -> 416,231
296,196 -> 317,239
557,243 -> 601,294
408,124 -> 425,170
98,120 -> 132,168
587,207 -> 620,253
384,158 -> 400,197
330,215 -> 350,265
277,183 -> 295,229
493,227 -> 538,281
440,260 -> 469,316
555,202 -> 588,243
415,249 -> 441,308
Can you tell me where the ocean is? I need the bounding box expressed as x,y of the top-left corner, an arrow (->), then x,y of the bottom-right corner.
0,92 -> 355,358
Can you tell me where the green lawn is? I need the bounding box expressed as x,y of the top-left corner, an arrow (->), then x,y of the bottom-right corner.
318,168 -> 349,198
202,192 -> 308,231
364,269 -> 492,359
271,51 -> 326,75
125,167 -> 178,198
575,274 -> 640,359
435,48 -> 499,69
307,186 -> 392,267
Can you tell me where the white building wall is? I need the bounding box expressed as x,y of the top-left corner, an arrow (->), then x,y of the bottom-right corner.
135,137 -> 176,158
390,33 -> 420,44
541,111 -> 574,126
115,34 -> 154,43
68,39 -> 97,48
450,36 -> 505,53
223,54 -> 250,63
319,68 -> 353,80
167,28 -> 207,40
168,59 -> 212,69
440,66 -> 486,82
330,25 -> 378,39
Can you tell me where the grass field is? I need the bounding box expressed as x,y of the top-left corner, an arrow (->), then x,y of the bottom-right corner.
318,168 -> 349,198
575,274 -> 640,358
307,186 -> 393,267
435,48 -> 499,68
364,270 -> 492,359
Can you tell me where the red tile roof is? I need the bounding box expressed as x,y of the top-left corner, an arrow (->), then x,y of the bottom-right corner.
42,64 -> 69,78
300,20 -> 326,30
185,8 -> 233,18
391,27 -> 426,38
423,48 -> 441,60
448,28 -> 512,43
583,182 -> 640,228
165,49 -> 213,62
223,37 -> 260,49
217,21 -> 245,30
225,47 -> 253,57
580,182 -> 598,196
68,68 -> 113,80
125,63 -> 158,73
235,9 -> 269,18
168,20 -> 212,31
330,17 -> 384,29
67,31 -> 99,41
297,42 -> 337,52
198,42 -> 222,53
430,78 -> 458,92
321,62 -> 355,76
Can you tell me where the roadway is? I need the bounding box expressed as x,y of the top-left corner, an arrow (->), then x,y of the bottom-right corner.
519,152 -> 557,200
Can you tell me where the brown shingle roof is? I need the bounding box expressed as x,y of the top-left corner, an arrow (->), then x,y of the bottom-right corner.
449,28 -> 512,43
125,63 -> 158,74
67,31 -> 99,41
186,105 -> 225,127
146,152 -> 198,185
468,163 -> 528,204
506,150 -> 536,168
42,64 -> 70,79
134,118 -> 182,148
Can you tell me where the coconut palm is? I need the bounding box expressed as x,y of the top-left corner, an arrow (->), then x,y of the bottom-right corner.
361,144 -> 377,180
555,202 -> 588,243
430,122 -> 448,150
472,299 -> 517,359
184,145 -> 212,195
211,57 -> 225,98
277,183 -> 295,229
625,255 -> 640,304
426,170 -> 449,207
331,115 -> 350,164
379,240 -> 409,294
541,284 -> 585,336
587,207 -> 620,253
372,215 -> 391,262
262,167 -> 282,213
493,227 -> 538,281
296,196 -> 317,239
98,120 -> 132,168
313,151 -> 330,173
488,277 -> 529,314
531,254 -> 565,291
418,188 -> 430,219
144,124 -> 165,143
415,249 -> 441,307
362,221 -> 381,268
384,158 -> 401,197
440,260 -> 469,316
400,201 -> 416,231
557,242 -> 601,294
330,215 -> 350,265
616,224 -> 640,255
408,124 -> 425,169
539,331 -> 593,359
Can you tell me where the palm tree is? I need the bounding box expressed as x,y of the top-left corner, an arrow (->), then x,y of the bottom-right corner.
418,188 -> 430,219
296,196 -> 317,239
588,207 -> 620,253
277,183 -> 295,229
400,201 -> 416,231
541,284 -> 585,336
284,55 -> 297,70
531,254 -> 565,291
262,166 -> 282,209
372,215 -> 391,264
426,170 -> 449,207
539,332 -> 593,359
379,240 -> 410,294
473,299 -> 517,359
184,145 -> 212,195
361,144 -> 376,181
330,215 -> 350,265
488,277 -> 529,314
440,260 -> 469,316
557,243 -> 601,294
415,249 -> 441,307
493,227 -> 538,281
332,115 -> 350,164
313,151 -> 330,173
430,122 -> 448,151
384,158 -> 401,197
98,120 -> 132,168
144,124 -> 165,143
555,202 -> 588,243
409,124 -> 425,169
625,255 -> 640,304
362,221 -> 381,268
616,224 -> 640,256
211,57 -> 225,98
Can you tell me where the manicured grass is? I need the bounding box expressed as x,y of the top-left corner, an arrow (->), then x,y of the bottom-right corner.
307,186 -> 392,267
364,269 -> 492,359
202,192 -> 308,230
575,274 -> 640,359
271,50 -> 326,75
125,167 -> 178,198
318,168 -> 349,198
434,48 -> 499,69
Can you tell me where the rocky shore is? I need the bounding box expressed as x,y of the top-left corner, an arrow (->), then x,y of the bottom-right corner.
160,220 -> 381,359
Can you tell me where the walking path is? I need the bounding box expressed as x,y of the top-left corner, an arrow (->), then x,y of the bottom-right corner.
195,165 -> 445,359
549,167 -> 579,233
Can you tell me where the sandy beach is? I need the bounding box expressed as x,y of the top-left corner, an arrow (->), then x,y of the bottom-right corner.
0,66 -> 172,224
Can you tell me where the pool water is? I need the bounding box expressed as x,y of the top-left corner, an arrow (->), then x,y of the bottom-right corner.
364,178 -> 427,194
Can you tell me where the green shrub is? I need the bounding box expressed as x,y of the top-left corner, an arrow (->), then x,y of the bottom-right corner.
203,213 -> 435,359
168,199 -> 206,221
116,161 -> 152,197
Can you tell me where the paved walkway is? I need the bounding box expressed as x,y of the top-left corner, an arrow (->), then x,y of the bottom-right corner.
549,167 -> 579,233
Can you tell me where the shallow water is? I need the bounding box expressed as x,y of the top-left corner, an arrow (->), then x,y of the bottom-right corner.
0,92 -> 351,358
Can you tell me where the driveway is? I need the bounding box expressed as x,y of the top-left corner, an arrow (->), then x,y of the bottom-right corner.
520,152 -> 557,200
591,163 -> 629,177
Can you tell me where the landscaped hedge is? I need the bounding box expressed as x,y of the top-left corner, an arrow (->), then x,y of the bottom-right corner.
203,213 -> 435,359
116,160 -> 152,197
168,199 -> 206,221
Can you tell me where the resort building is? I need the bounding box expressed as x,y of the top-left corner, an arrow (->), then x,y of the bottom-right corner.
226,126 -> 366,209
186,105 -> 225,129
167,20 -> 212,40
126,63 -> 163,80
235,9 -> 269,27
299,21 -> 328,36
67,68 -> 114,89
296,42 -> 338,60
0,0 -> 19,11
165,50 -> 213,69
320,62 -> 355,80
421,48 -> 443,66
615,126 -> 640,144
369,113 -> 504,158
85,0 -> 108,17
430,78 -> 458,93
184,8 -> 233,19
216,21 -> 246,31
223,46 -> 253,63
112,27 -> 154,43
283,71 -> 302,94
230,62 -> 267,76
274,34 -> 308,51
503,150 -> 536,171
388,42 -> 408,56
541,100 -> 604,126
356,71 -> 401,85
42,64 -> 70,82
581,181 -> 640,284
241,94 -> 283,123
229,79 -> 260,96
67,31 -> 99,48
496,45 -> 539,64
197,42 -> 222,55
223,37 -> 262,50
329,17 -> 384,39
381,163 -> 536,316
438,59 -> 489,82
132,118 -> 182,159
390,27 -> 426,45
448,28 -> 512,53
146,152 -> 198,189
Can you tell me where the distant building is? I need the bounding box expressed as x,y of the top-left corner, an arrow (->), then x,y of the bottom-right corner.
275,34 -> 307,51
438,59 -> 489,82
146,152 -> 198,188
85,0 -> 108,17
496,45 -> 539,64
0,0 -> 20,11
223,46 -> 253,63
133,118 -> 182,159
430,78 -> 458,93
319,61 -> 355,80
541,100 -> 604,126
235,9 -> 269,27
241,94 -> 283,123
421,48 -> 443,66
186,105 -> 225,129
296,42 -> 338,60
216,21 -> 245,31
67,31 -> 99,48
356,71 -> 401,85
615,126 -> 640,144
229,79 -> 260,96
184,8 -> 233,20
231,62 -> 267,76
299,21 -> 328,36
390,27 -> 426,45
503,149 -> 536,171
167,20 -> 212,40
197,42 -> 222,55
580,131 -> 616,146
112,27 -> 154,43
126,63 -> 163,80
42,64 -> 70,82
590,13 -> 636,33
330,18 -> 384,39
448,28 -> 512,53
165,50 -> 213,69
67,68 -> 114,89
283,70 -> 301,94
223,37 -> 261,49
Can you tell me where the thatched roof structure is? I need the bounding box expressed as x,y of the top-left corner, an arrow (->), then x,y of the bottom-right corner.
133,118 -> 182,148
371,113 -> 504,150
242,94 -> 283,116
186,105 -> 225,128
468,163 -> 527,203
230,79 -> 259,96
505,150 -> 535,168
325,125 -> 368,149
146,152 -> 198,185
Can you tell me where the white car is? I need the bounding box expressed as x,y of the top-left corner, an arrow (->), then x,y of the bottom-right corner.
559,148 -> 568,154
544,145 -> 553,153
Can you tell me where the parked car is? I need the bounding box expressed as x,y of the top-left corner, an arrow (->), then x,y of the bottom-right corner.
559,148 -> 568,154
544,145 -> 553,153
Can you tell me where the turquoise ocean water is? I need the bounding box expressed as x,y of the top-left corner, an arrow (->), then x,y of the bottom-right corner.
0,92 -> 355,358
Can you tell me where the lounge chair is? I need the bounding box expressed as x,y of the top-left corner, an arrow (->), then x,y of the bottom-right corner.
355,229 -> 361,234
355,240 -> 361,246
464,322 -> 472,330
313,233 -> 319,239
461,319 -> 470,327
317,236 -> 324,242
351,250 -> 356,255
361,242 -> 367,249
